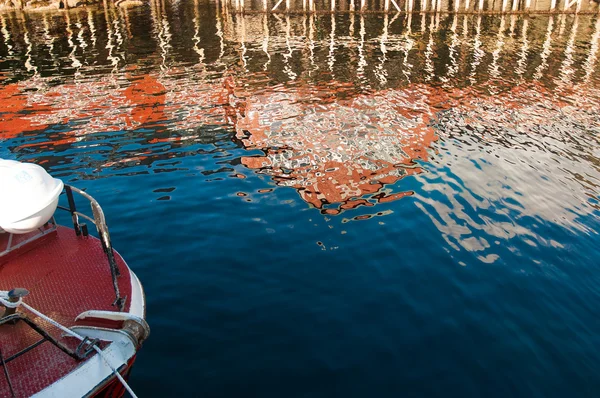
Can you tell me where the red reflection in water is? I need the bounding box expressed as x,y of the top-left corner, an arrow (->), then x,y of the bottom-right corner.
2,72 -> 171,149
0,83 -> 51,139
123,73 -> 166,128
3,71 -> 594,216
231,81 -> 442,214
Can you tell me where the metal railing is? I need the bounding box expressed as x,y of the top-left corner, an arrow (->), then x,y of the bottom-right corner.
56,185 -> 125,311
0,186 -> 125,310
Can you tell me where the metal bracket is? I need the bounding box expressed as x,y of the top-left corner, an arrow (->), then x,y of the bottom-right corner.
75,336 -> 99,359
76,310 -> 150,346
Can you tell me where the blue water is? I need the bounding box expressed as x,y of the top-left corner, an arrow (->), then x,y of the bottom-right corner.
1,5 -> 600,397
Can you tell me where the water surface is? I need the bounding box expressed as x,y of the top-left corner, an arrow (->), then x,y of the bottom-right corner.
1,4 -> 600,397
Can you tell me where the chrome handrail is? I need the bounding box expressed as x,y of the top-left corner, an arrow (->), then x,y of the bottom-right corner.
0,186 -> 125,311
56,185 -> 125,311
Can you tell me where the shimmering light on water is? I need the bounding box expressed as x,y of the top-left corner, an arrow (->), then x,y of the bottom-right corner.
1,4 -> 600,396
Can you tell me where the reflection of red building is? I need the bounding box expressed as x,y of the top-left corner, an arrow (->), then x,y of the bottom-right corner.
1,71 -> 169,150
123,72 -> 166,128
3,70 -> 595,215
0,83 -> 50,139
234,83 -> 440,214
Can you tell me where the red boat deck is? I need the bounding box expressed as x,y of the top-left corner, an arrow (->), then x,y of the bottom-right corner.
0,226 -> 132,397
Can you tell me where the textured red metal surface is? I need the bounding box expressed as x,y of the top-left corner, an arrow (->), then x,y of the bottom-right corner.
0,226 -> 132,398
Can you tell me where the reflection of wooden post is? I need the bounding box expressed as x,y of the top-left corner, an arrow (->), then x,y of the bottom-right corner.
563,0 -> 582,11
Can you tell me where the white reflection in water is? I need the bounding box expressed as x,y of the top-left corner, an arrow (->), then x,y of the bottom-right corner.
215,3 -> 225,66
558,13 -> 566,36
401,13 -> 414,83
583,17 -> 600,83
416,94 -> 600,263
349,12 -> 354,37
469,16 -> 483,84
65,13 -> 82,73
105,0 -> 121,71
112,7 -> 124,60
89,11 -> 98,50
558,16 -> 578,88
284,16 -> 296,80
357,15 -> 366,84
238,15 -> 248,72
1,14 -> 13,57
193,0 -> 206,68
22,20 -> 37,75
42,15 -> 57,66
308,14 -> 317,75
328,13 -> 336,75
509,14 -> 516,36
515,19 -> 529,78
262,14 -> 270,71
534,16 -> 554,81
489,16 -> 506,79
443,15 -> 460,84
424,15 -> 435,81
151,0 -> 172,73
375,14 -> 388,86
76,13 -> 88,51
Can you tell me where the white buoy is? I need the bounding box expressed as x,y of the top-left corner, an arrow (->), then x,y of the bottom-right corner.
0,160 -> 63,235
